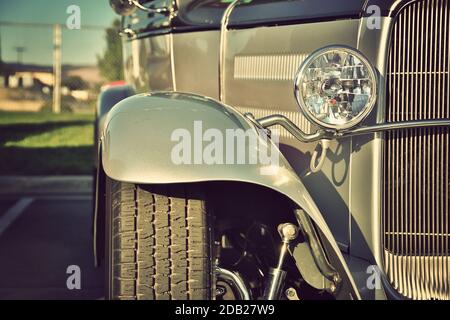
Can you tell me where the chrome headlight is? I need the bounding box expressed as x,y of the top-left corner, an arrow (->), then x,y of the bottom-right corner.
294,46 -> 378,131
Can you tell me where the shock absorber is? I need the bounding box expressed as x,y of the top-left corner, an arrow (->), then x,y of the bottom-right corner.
263,223 -> 299,300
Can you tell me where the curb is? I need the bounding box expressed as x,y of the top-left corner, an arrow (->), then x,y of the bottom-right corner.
0,175 -> 93,195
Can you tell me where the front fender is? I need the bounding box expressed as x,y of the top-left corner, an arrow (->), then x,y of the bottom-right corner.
101,92 -> 361,299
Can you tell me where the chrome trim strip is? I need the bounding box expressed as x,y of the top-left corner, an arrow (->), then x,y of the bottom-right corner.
130,0 -> 171,14
255,113 -> 450,143
349,119 -> 450,136
219,0 -> 240,101
169,33 -> 177,91
236,106 -> 312,136
253,114 -> 326,143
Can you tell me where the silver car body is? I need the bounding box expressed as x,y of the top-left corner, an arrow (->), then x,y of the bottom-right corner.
98,0 -> 450,300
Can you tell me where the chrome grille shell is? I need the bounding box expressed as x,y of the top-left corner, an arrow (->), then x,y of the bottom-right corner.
384,0 -> 450,300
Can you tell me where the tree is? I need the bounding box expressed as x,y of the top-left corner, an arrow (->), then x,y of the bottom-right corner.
97,19 -> 124,81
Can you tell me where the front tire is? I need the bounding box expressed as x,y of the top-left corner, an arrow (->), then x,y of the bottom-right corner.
105,177 -> 212,300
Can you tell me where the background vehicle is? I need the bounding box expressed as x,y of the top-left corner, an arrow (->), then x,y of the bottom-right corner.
94,0 -> 450,300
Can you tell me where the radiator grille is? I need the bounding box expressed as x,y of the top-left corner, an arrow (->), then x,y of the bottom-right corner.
384,0 -> 450,299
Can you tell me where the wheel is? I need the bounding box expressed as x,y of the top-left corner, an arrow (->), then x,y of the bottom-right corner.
105,177 -> 212,300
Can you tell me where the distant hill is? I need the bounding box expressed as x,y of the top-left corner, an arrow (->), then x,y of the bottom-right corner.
1,63 -> 104,84
1,63 -> 52,73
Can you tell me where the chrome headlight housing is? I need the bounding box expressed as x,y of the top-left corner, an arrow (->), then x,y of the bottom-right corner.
294,46 -> 378,131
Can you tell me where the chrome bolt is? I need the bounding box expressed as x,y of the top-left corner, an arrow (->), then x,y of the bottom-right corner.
278,223 -> 299,242
286,288 -> 295,297
329,283 -> 337,293
332,274 -> 341,284
215,286 -> 226,297
285,287 -> 300,300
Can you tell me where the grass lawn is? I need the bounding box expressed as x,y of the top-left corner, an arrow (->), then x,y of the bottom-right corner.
0,111 -> 94,175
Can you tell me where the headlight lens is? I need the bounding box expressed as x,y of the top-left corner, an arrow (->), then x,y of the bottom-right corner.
294,46 -> 377,131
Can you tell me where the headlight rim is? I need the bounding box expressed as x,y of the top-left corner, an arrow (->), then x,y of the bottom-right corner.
294,45 -> 378,132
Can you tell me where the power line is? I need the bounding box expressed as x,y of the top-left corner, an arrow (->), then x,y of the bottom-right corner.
0,21 -> 108,30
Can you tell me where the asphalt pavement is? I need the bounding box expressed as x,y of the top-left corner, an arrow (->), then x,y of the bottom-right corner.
0,176 -> 104,300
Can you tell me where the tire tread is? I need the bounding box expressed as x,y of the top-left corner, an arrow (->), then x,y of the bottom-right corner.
109,179 -> 210,300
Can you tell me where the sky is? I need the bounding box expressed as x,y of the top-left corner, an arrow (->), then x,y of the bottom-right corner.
0,0 -> 118,66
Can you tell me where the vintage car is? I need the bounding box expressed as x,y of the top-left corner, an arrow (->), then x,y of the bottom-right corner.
93,0 -> 450,300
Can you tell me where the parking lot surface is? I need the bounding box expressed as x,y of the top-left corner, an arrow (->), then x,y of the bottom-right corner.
0,176 -> 103,300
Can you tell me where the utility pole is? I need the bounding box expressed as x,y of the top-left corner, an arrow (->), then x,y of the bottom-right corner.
0,26 -> 3,64
14,46 -> 25,64
53,24 -> 62,113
